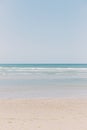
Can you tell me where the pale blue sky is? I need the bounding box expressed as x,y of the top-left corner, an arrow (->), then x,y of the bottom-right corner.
0,0 -> 87,63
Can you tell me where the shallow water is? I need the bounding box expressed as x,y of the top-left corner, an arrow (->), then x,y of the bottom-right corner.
0,64 -> 87,98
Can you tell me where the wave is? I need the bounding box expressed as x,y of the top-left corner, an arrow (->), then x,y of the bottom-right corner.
0,67 -> 87,71
0,67 -> 87,76
0,67 -> 87,72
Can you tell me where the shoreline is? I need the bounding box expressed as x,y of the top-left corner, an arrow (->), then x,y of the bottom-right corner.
0,98 -> 87,130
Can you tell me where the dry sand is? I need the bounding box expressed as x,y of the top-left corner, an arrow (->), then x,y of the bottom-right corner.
0,98 -> 87,130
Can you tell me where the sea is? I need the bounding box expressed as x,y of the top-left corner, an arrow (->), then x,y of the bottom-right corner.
0,64 -> 87,98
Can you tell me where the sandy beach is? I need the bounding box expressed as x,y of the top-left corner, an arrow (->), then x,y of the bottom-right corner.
0,99 -> 87,130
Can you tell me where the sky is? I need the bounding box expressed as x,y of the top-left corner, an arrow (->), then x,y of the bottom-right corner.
0,0 -> 87,63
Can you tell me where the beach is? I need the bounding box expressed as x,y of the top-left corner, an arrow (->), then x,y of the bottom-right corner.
0,98 -> 87,130
0,64 -> 87,129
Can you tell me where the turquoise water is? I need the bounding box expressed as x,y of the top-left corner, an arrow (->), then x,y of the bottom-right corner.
0,64 -> 87,98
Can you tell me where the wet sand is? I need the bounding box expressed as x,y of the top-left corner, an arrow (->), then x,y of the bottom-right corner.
0,98 -> 87,130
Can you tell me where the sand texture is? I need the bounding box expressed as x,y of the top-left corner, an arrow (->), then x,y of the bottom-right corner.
0,99 -> 87,130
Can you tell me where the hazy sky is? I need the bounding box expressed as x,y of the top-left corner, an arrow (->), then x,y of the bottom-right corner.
0,0 -> 87,63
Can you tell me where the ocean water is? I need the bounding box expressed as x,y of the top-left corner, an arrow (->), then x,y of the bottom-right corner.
0,64 -> 87,98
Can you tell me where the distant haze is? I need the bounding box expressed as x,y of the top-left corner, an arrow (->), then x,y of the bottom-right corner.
0,0 -> 87,63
